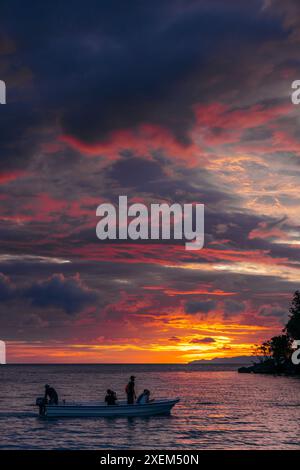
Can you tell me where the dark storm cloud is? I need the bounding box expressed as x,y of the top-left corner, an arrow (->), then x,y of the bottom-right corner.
258,305 -> 287,319
0,107 -> 43,171
23,273 -> 98,314
241,126 -> 273,142
185,299 -> 217,314
0,0 -> 287,159
0,273 -> 14,301
224,299 -> 245,316
0,269 -> 99,315
108,157 -> 165,188
104,154 -> 239,210
57,1 -> 287,145
0,34 -> 46,171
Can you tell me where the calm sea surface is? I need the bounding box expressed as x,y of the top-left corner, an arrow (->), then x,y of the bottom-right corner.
0,364 -> 299,450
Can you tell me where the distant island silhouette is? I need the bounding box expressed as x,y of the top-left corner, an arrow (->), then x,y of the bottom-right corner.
189,356 -> 255,365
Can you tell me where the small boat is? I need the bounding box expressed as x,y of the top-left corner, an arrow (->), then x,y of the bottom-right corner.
35,397 -> 179,418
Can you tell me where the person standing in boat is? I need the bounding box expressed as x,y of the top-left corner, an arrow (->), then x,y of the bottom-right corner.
44,384 -> 59,405
125,376 -> 136,404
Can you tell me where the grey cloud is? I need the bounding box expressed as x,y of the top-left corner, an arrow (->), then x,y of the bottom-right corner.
185,300 -> 217,314
23,273 -> 98,315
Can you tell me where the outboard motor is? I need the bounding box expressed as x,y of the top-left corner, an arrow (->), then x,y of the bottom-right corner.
36,397 -> 47,416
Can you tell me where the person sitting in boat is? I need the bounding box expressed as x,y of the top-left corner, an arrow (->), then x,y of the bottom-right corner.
105,389 -> 117,406
125,376 -> 136,404
44,384 -> 59,405
137,389 -> 152,404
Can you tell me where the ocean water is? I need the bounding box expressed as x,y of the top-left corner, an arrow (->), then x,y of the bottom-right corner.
0,364 -> 299,450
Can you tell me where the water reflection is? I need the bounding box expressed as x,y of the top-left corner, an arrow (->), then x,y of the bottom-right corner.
0,364 -> 299,449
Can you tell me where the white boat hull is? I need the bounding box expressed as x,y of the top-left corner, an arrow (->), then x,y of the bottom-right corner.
38,399 -> 179,418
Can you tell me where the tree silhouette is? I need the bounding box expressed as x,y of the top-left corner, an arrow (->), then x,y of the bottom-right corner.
253,291 -> 300,373
268,334 -> 292,366
254,335 -> 292,367
285,290 -> 300,339
253,341 -> 272,361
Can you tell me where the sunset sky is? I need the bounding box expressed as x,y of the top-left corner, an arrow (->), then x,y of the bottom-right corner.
1,0 -> 300,363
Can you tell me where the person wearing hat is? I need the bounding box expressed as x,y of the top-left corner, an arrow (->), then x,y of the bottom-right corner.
125,376 -> 136,404
44,384 -> 59,405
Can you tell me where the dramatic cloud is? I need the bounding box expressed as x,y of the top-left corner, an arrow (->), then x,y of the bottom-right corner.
0,1 -> 300,362
185,300 -> 217,314
0,273 -> 14,301
108,156 -> 165,188
23,274 -> 98,315
224,300 -> 245,316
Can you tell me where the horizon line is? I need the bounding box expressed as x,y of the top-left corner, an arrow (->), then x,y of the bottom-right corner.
2,360 -> 253,366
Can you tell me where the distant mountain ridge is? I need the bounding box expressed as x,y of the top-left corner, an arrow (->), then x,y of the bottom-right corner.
188,356 -> 256,365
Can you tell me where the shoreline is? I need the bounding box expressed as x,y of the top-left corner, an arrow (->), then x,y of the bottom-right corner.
238,361 -> 300,375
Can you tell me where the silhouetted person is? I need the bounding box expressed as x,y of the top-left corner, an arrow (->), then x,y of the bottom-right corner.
126,376 -> 136,404
105,389 -> 117,406
44,384 -> 58,405
137,389 -> 151,404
